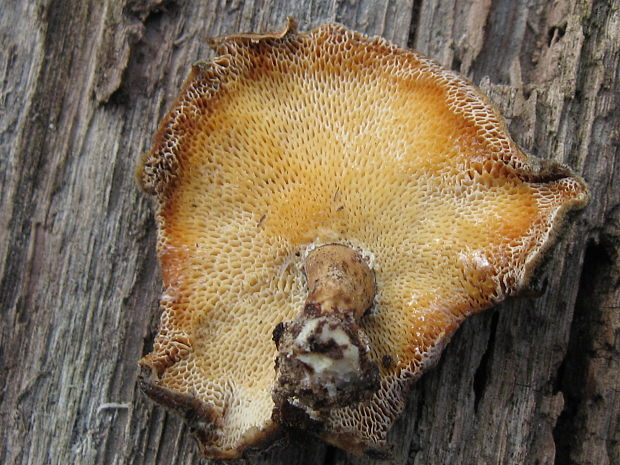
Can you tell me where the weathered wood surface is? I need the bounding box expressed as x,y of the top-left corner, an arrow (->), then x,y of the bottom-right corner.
0,1 -> 618,464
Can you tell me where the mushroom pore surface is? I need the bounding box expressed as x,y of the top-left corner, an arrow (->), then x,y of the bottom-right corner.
138,21 -> 588,458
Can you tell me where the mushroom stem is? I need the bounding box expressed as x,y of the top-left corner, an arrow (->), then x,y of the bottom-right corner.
304,244 -> 376,320
272,244 -> 380,425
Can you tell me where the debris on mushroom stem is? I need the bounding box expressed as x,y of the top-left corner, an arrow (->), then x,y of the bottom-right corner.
272,244 -> 380,422
273,313 -> 380,416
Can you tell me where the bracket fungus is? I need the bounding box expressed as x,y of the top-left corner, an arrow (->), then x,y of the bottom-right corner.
138,19 -> 588,458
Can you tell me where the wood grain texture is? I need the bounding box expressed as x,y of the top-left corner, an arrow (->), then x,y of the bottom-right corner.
0,1 -> 617,464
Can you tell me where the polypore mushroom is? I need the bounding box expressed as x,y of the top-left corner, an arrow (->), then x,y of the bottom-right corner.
137,19 -> 588,458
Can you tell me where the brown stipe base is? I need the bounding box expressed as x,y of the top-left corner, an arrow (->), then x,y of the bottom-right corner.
272,244 -> 379,423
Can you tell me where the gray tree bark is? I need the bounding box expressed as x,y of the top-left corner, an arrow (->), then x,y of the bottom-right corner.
1,1 -> 617,464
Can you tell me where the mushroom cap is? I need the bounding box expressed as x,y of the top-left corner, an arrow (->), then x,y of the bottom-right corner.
138,20 -> 588,457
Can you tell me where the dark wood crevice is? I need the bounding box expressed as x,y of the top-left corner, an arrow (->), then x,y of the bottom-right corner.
553,207 -> 620,465
472,310 -> 499,412
406,0 -> 423,49
553,239 -> 601,464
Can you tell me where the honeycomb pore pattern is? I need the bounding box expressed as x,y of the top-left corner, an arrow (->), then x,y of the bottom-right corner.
138,21 -> 588,458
